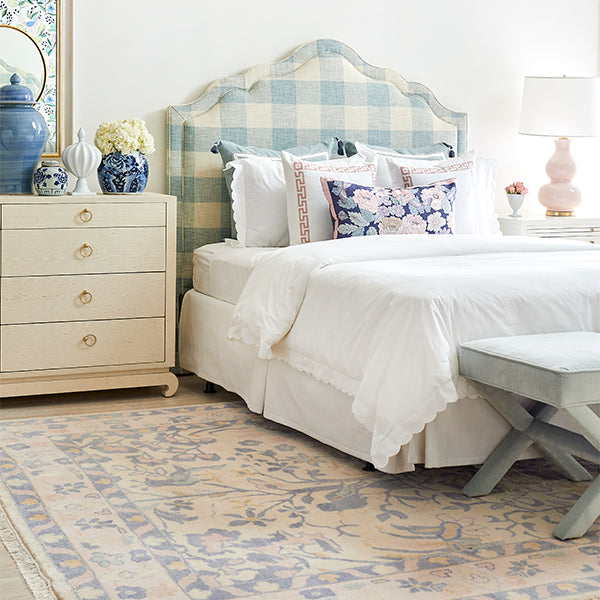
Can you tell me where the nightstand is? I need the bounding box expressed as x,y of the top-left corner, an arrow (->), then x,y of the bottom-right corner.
498,215 -> 600,243
0,192 -> 178,399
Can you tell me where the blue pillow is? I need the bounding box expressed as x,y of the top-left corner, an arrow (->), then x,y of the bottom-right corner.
322,179 -> 456,238
213,138 -> 339,165
343,140 -> 454,159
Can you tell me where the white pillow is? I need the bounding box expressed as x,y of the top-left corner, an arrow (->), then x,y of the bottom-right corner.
282,152 -> 377,244
474,156 -> 501,236
353,140 -> 446,160
230,156 -> 292,247
372,152 -> 478,235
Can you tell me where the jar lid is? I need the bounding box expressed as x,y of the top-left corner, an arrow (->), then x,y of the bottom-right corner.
0,73 -> 35,104
41,160 -> 60,167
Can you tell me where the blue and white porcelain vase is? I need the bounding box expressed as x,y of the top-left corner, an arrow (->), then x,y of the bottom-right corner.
0,74 -> 48,194
97,151 -> 148,194
33,160 -> 68,196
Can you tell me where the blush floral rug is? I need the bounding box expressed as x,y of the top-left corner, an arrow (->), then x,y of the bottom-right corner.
0,401 -> 599,600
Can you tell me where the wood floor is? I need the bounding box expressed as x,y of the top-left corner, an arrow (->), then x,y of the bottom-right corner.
0,374 -> 236,600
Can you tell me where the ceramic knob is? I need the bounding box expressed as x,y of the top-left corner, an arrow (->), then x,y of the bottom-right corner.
62,127 -> 101,195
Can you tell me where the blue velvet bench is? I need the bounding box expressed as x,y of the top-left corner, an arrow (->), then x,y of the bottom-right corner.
458,332 -> 600,540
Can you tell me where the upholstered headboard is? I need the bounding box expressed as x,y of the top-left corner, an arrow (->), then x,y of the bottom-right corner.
167,39 -> 467,296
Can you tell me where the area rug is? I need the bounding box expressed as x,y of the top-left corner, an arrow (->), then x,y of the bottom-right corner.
0,401 -> 599,600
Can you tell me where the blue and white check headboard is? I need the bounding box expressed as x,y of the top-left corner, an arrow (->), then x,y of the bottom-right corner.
168,39 -> 467,295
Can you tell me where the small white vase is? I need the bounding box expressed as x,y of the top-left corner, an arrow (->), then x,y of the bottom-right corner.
62,128 -> 102,195
507,193 -> 525,218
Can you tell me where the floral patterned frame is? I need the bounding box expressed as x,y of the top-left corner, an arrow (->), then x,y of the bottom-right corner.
0,0 -> 61,155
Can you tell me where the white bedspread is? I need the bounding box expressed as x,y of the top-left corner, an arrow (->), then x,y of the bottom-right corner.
228,235 -> 600,468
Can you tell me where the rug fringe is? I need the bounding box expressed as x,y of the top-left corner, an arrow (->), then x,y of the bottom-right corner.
0,501 -> 58,600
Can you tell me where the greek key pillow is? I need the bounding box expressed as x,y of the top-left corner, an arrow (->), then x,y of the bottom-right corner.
370,152 -> 477,235
282,152 -> 376,244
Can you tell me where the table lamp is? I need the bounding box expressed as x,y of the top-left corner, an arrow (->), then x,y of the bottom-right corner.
519,76 -> 600,216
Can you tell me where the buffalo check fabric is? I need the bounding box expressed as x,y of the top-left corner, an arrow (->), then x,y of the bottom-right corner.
168,38 -> 467,296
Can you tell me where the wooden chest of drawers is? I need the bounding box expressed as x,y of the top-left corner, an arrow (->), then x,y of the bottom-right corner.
0,192 -> 178,399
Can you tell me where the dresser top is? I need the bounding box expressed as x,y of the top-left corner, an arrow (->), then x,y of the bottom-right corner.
0,192 -> 175,204
498,215 -> 600,226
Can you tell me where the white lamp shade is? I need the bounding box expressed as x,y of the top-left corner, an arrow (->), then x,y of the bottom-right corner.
519,76 -> 600,137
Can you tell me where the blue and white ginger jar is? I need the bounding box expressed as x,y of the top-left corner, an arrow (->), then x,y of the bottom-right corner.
33,160 -> 68,196
97,151 -> 148,194
0,74 -> 48,194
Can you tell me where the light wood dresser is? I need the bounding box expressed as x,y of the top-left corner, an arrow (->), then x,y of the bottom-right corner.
0,192 -> 178,399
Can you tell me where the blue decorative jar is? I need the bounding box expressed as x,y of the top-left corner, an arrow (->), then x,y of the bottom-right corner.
0,74 -> 48,194
33,160 -> 68,196
97,151 -> 148,194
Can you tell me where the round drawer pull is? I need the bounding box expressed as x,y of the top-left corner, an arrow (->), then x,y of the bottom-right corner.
83,334 -> 97,347
79,208 -> 93,223
79,290 -> 93,304
79,243 -> 93,258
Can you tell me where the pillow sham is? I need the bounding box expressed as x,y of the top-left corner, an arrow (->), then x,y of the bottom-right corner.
220,143 -> 332,204
213,139 -> 336,240
229,156 -> 291,247
282,152 -> 377,244
474,156 -> 501,236
372,152 -> 477,235
322,179 -> 456,238
214,138 -> 338,166
344,140 -> 453,159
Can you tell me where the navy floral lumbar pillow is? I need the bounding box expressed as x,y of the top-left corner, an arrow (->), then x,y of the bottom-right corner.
321,179 -> 456,238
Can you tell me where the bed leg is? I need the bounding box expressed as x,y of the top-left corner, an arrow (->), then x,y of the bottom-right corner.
362,462 -> 376,472
204,381 -> 217,394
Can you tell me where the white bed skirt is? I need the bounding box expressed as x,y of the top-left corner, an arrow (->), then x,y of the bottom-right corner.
179,288 -> 539,474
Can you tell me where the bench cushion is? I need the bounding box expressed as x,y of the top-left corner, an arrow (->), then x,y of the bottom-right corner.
459,332 -> 600,408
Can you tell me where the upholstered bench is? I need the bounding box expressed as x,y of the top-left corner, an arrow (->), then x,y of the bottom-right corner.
458,332 -> 600,540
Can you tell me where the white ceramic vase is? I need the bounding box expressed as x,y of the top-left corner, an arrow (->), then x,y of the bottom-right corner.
62,128 -> 102,195
507,193 -> 525,218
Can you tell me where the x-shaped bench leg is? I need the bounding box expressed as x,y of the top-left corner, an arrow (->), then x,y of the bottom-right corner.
552,405 -> 600,539
462,383 -> 599,539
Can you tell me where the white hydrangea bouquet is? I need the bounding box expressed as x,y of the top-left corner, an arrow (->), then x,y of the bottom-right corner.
94,118 -> 155,156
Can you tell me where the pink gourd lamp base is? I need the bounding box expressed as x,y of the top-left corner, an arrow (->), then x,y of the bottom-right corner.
519,77 -> 599,218
538,137 -> 581,217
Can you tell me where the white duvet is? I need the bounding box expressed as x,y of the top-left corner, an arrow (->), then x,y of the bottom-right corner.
228,235 -> 600,468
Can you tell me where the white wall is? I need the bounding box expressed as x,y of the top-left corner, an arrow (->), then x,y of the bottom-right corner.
69,0 -> 599,217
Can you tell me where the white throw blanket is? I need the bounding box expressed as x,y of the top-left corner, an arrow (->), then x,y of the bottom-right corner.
228,235 -> 600,468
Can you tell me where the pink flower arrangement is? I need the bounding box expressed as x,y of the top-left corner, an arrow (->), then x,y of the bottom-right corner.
505,181 -> 528,195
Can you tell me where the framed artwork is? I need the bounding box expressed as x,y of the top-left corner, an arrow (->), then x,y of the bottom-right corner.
0,0 -> 62,155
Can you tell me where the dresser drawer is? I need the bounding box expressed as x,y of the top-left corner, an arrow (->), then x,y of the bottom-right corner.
2,227 -> 165,276
1,273 -> 165,324
537,235 -> 600,243
1,318 -> 165,372
1,202 -> 165,229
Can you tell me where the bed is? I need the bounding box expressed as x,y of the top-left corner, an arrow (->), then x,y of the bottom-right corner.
168,39 -> 600,474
